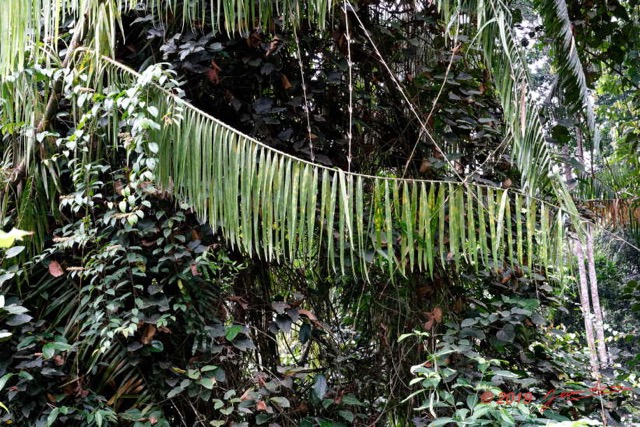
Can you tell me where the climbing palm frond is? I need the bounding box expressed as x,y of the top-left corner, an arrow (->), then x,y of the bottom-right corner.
535,0 -> 595,133
1,0 -> 586,279
79,54 -> 569,280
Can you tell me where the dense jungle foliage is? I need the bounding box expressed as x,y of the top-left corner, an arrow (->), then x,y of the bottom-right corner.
1,0 -> 639,426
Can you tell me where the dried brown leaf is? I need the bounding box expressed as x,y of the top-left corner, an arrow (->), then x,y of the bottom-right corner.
48,261 -> 64,277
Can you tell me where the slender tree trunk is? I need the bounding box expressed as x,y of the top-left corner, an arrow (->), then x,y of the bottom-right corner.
575,239 -> 600,377
563,145 -> 571,181
586,225 -> 609,366
571,125 -> 604,374
569,127 -> 609,367
576,127 -> 584,161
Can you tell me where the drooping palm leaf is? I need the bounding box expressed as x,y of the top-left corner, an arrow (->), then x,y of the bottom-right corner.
77,53 -> 570,280
535,0 -> 595,133
437,0 -> 550,195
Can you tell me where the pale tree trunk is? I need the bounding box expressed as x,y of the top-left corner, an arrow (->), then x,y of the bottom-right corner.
569,127 -> 609,367
586,225 -> 609,366
575,239 -> 601,377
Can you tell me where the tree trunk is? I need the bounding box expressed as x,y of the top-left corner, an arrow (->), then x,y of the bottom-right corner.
571,125 -> 603,374
575,238 -> 600,377
586,225 -> 609,366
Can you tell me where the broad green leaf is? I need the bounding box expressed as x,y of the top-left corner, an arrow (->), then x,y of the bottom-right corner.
225,325 -> 243,341
4,246 -> 25,258
47,408 -> 60,426
338,410 -> 355,423
197,377 -> 216,390
428,418 -> 455,427
0,373 -> 14,391
270,396 -> 290,408
342,394 -> 365,406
